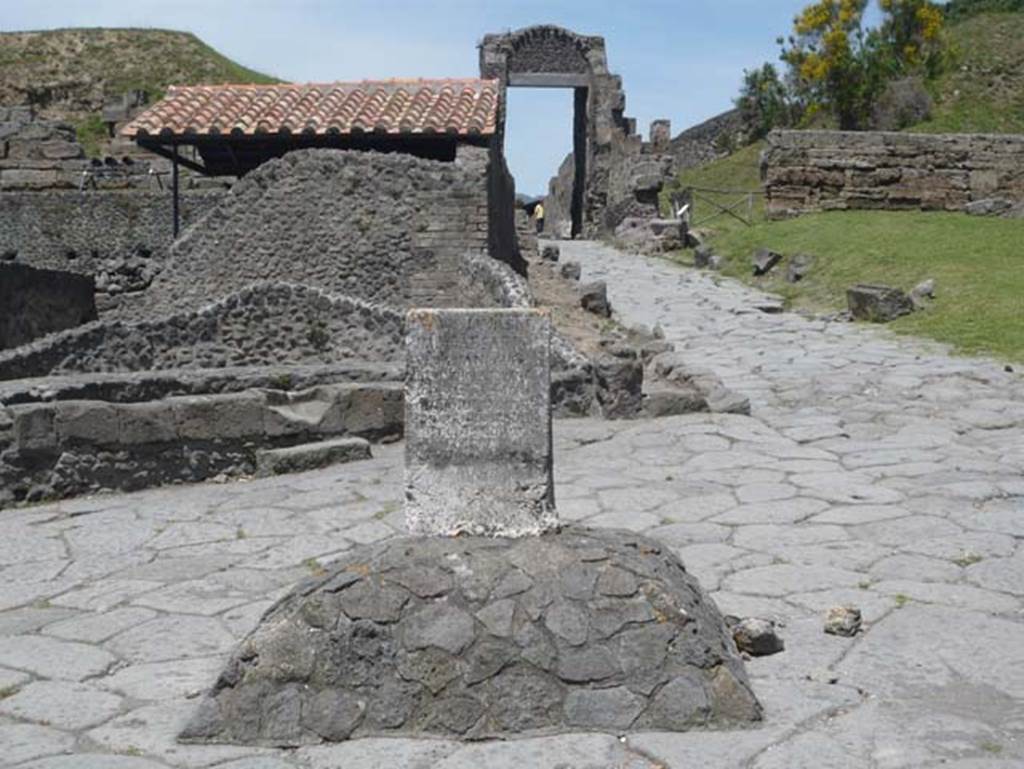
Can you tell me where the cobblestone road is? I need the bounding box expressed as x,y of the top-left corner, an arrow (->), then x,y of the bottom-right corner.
1,241 -> 1022,768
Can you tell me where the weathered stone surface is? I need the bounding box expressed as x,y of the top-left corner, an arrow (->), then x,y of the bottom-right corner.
823,605 -> 862,637
179,527 -> 760,744
965,198 -> 1013,216
404,308 -> 556,538
694,245 -> 714,268
540,244 -> 560,262
0,263 -> 96,350
752,249 -> 783,277
579,281 -> 612,317
643,385 -> 707,417
763,130 -> 1024,216
559,260 -> 581,281
594,353 -> 643,419
785,253 -> 814,283
909,278 -> 935,309
255,437 -> 371,477
729,617 -> 785,656
846,284 -> 914,323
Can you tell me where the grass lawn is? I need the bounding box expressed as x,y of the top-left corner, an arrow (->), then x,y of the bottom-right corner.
664,145 -> 1024,363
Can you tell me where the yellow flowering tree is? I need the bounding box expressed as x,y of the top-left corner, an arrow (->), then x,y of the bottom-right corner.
879,0 -> 946,77
780,0 -> 946,129
781,0 -> 876,129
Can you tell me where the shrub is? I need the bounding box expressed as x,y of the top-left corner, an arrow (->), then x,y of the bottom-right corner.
871,76 -> 933,129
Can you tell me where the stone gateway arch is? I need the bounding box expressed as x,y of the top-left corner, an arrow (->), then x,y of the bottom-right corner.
480,25 -> 674,238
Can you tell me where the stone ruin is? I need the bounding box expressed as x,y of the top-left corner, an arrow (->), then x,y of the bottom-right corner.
0,25 -> 748,509
480,26 -> 677,239
179,309 -> 761,744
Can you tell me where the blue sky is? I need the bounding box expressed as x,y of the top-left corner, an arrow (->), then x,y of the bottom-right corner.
7,0 -> 847,194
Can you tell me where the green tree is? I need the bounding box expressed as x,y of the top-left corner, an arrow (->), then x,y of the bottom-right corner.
879,0 -> 947,77
736,63 -> 798,138
779,0 -> 947,129
781,0 -> 881,129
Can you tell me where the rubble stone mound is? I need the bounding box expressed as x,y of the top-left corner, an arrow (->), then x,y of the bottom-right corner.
180,526 -> 761,745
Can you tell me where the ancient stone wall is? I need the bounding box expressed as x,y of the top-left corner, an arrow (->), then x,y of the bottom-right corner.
0,282 -> 404,382
110,147 -> 510,322
0,105 -> 224,191
763,129 -> 1024,216
0,263 -> 97,349
670,108 -> 746,171
0,190 -> 222,293
544,153 -> 576,238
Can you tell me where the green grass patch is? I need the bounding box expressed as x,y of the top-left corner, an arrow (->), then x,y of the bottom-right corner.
666,136 -> 1024,364
913,12 -> 1024,134
704,209 -> 1024,362
663,142 -> 766,239
75,113 -> 108,158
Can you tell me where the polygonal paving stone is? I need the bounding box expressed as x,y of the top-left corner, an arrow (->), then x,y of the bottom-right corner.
712,497 -> 829,525
42,607 -> 158,643
732,524 -> 849,552
99,656 -> 226,700
851,516 -> 964,547
0,635 -> 116,680
296,738 -> 459,768
87,701 -> 268,767
434,733 -> 646,769
51,580 -> 163,612
0,723 -> 77,766
809,505 -> 910,525
870,580 -> 1019,613
723,565 -> 865,597
0,680 -> 123,729
585,511 -> 663,532
131,580 -> 252,616
20,754 -> 199,769
966,553 -> 1024,596
106,615 -> 236,663
869,554 -> 962,583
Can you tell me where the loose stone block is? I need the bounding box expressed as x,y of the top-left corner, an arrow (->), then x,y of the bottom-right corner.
846,284 -> 914,323
404,308 -> 556,537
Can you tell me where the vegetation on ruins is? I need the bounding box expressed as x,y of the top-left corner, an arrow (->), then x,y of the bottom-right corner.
0,28 -> 279,154
666,142 -> 1024,362
734,0 -> 1024,134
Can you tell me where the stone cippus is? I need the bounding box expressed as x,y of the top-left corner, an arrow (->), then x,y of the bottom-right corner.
180,308 -> 761,743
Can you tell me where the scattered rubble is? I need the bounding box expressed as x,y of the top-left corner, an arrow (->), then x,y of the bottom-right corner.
824,606 -> 863,637
786,253 -> 814,283
646,352 -> 752,416
579,280 -> 612,317
965,198 -> 1013,217
541,244 -> 560,262
559,260 -> 582,281
752,248 -> 783,277
728,617 -> 785,657
613,217 -> 683,254
909,278 -> 935,309
694,244 -> 714,268
846,284 -> 914,323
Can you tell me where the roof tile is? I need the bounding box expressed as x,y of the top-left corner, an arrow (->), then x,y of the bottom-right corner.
122,79 -> 499,139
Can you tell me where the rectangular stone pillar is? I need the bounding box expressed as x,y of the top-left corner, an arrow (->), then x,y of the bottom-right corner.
404,308 -> 556,537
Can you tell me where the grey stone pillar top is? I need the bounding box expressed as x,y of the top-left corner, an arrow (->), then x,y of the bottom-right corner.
404,308 -> 556,538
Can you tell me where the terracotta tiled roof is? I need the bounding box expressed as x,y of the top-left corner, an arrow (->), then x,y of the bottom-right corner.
122,79 -> 499,139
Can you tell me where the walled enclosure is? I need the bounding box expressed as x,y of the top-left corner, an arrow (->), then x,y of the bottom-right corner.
763,129 -> 1024,217
0,263 -> 97,350
0,106 -> 225,313
480,25 -> 674,238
